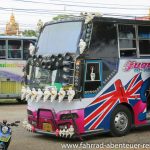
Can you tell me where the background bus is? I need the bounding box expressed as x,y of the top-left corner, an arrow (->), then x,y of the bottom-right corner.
0,35 -> 36,102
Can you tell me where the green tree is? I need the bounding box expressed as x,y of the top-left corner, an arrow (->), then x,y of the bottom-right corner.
52,14 -> 74,21
22,30 -> 37,37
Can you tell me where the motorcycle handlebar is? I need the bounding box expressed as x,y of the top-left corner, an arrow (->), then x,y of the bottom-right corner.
0,120 -> 20,127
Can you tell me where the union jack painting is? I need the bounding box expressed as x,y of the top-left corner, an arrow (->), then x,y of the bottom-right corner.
84,73 -> 143,130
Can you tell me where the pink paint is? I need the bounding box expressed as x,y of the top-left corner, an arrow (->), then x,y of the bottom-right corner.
28,108 -> 85,134
39,109 -> 54,118
124,61 -> 150,71
132,100 -> 147,125
57,109 -> 85,133
27,106 -> 36,112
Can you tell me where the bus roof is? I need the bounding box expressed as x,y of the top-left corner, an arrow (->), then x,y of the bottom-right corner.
44,16 -> 150,27
0,35 -> 37,40
93,16 -> 150,25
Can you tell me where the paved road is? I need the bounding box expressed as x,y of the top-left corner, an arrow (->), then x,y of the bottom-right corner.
0,104 -> 150,150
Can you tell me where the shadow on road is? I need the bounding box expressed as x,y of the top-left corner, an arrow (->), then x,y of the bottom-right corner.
29,125 -> 150,143
0,103 -> 26,106
0,99 -> 26,105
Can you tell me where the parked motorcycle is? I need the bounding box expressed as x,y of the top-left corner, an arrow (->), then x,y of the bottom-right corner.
0,120 -> 20,150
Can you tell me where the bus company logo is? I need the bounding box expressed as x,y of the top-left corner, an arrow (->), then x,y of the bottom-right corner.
123,61 -> 150,72
0,63 -> 24,68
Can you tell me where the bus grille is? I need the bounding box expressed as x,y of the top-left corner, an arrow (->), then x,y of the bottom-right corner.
0,81 -> 22,94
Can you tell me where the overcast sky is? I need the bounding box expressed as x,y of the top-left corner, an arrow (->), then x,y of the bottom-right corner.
0,0 -> 150,32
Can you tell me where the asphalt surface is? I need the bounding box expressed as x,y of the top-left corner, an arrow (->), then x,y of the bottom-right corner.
0,104 -> 150,150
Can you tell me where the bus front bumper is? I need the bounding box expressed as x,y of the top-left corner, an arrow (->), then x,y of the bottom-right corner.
23,120 -> 105,139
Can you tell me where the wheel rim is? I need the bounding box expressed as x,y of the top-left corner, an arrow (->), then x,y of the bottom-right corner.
114,112 -> 128,132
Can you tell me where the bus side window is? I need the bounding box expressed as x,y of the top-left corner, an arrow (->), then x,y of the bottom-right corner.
88,21 -> 118,58
8,40 -> 21,59
0,40 -> 6,59
138,25 -> 150,56
118,24 -> 137,57
23,40 -> 30,60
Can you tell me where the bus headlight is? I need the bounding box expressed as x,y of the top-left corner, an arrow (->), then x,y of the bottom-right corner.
2,126 -> 9,134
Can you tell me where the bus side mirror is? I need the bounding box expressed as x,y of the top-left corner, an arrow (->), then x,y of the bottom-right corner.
26,64 -> 30,75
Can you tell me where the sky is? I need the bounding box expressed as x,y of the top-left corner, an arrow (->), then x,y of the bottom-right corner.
0,0 -> 150,32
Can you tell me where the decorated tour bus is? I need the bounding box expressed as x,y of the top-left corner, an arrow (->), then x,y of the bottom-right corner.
0,35 -> 36,102
22,13 -> 150,139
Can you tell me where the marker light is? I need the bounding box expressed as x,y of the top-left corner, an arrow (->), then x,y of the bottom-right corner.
56,54 -> 64,68
64,53 -> 72,61
47,61 -> 52,69
63,67 -> 70,73
62,74 -> 70,81
62,61 -> 71,66
51,55 -> 56,62
41,56 -> 47,69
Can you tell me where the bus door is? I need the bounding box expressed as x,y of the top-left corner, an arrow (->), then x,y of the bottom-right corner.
83,60 -> 102,98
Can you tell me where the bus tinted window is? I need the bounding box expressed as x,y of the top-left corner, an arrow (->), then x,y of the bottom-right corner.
118,24 -> 137,57
89,21 -> 118,58
138,26 -> 150,55
8,40 -> 21,59
118,25 -> 136,38
0,40 -> 6,58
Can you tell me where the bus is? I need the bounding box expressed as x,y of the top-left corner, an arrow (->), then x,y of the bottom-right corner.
22,14 -> 150,139
0,35 -> 36,102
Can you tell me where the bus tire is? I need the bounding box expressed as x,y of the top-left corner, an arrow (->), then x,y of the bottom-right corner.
110,105 -> 132,137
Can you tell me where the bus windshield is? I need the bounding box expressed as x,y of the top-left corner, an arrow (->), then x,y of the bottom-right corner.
37,21 -> 82,55
33,67 -> 67,88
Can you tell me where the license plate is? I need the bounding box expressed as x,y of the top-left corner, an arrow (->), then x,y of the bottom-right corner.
43,123 -> 52,132
0,136 -> 10,142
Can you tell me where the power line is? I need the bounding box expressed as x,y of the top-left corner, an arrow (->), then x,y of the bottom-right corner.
0,6 -> 149,17
13,0 -> 150,8
11,0 -> 150,10
0,6 -> 77,14
49,0 -> 150,8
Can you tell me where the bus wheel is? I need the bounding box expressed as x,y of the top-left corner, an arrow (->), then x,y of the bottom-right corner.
110,105 -> 132,137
